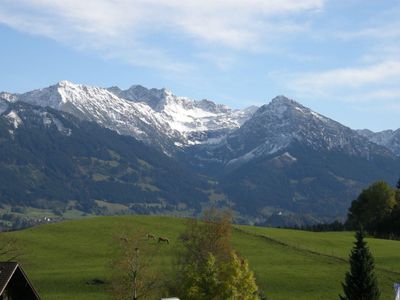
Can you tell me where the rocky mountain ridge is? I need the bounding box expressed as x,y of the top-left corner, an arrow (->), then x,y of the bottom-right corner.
2,81 -> 399,223
1,81 -> 256,153
357,129 -> 400,156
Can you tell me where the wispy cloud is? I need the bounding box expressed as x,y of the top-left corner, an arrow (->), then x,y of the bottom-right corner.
337,24 -> 400,40
273,60 -> 400,104
0,0 -> 324,71
292,61 -> 400,90
263,57 -> 400,130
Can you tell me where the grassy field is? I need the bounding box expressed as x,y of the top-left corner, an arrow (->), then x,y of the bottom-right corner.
2,215 -> 399,300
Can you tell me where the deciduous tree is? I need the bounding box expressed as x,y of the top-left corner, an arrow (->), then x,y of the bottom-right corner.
110,230 -> 162,300
348,181 -> 396,229
169,208 -> 261,299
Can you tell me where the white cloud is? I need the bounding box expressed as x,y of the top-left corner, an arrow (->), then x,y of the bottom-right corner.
292,61 -> 400,90
0,0 -> 324,70
337,24 -> 400,40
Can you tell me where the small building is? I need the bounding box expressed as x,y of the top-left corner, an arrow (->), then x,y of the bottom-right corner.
0,262 -> 40,300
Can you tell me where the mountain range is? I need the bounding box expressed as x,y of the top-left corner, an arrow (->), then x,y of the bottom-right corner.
1,81 -> 399,225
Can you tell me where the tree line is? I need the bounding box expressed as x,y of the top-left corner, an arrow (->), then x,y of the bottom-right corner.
347,180 -> 400,239
300,179 -> 400,239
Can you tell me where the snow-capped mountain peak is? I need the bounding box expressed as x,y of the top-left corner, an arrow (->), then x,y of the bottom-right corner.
270,94 -> 296,105
106,83 -> 257,145
6,81 -> 183,153
255,95 -> 327,123
188,95 -> 393,169
108,84 -> 170,110
4,81 -> 258,152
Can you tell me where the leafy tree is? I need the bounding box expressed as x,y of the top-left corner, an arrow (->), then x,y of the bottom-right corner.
181,252 -> 222,300
110,230 -> 162,300
395,178 -> 400,205
340,229 -> 380,300
374,203 -> 400,238
179,208 -> 232,265
169,209 -> 261,299
347,181 -> 396,230
221,251 -> 259,300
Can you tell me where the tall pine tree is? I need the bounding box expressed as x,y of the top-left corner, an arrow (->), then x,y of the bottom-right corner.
340,229 -> 380,300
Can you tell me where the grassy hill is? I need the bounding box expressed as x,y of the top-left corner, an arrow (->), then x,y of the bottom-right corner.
2,215 -> 400,300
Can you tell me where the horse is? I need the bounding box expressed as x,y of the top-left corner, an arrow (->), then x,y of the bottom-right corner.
147,233 -> 156,240
158,236 -> 169,244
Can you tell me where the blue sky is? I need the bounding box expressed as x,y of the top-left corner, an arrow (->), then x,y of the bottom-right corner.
0,0 -> 399,131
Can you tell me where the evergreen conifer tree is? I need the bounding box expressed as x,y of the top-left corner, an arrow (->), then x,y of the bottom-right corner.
340,229 -> 380,300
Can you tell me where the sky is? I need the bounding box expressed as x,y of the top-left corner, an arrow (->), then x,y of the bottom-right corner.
0,0 -> 399,131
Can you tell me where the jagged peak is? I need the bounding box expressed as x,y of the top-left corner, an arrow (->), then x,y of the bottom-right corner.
251,95 -> 332,125
126,84 -> 151,92
57,80 -> 77,88
107,86 -> 122,93
269,95 -> 303,107
255,95 -> 302,114
56,81 -> 110,93
124,84 -> 169,95
0,91 -> 17,102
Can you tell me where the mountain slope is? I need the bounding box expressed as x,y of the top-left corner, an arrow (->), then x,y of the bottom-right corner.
183,96 -> 399,219
108,84 -> 257,145
220,142 -> 399,218
2,81 -> 184,154
0,102 -> 208,212
357,129 -> 400,156
2,82 -> 400,222
1,81 -> 256,154
185,96 -> 394,170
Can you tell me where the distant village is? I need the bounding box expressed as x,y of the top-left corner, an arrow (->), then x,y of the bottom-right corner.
0,213 -> 59,231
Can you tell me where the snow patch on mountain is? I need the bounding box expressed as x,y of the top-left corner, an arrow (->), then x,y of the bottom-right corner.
40,111 -> 72,136
5,110 -> 23,128
0,92 -> 18,103
12,81 -> 185,153
280,152 -> 297,162
160,92 -> 257,143
5,81 -> 257,153
227,140 -> 289,167
109,84 -> 257,145
7,81 -> 394,167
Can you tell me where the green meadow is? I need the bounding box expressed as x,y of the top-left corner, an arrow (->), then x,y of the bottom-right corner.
3,215 -> 400,300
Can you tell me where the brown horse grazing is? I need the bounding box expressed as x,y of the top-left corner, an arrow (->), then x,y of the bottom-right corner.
158,237 -> 169,244
147,233 -> 156,240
